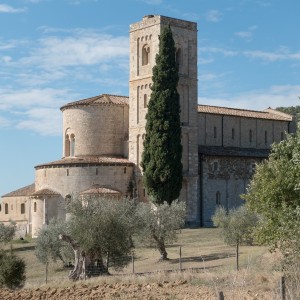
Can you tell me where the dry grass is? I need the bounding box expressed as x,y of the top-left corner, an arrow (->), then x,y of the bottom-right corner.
1,228 -> 284,298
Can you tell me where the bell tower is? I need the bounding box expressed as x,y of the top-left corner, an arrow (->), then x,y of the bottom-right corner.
129,15 -> 200,225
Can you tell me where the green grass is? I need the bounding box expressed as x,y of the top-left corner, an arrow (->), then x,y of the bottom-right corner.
0,228 -> 281,293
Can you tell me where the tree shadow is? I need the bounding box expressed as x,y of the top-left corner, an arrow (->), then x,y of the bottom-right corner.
168,251 -> 235,265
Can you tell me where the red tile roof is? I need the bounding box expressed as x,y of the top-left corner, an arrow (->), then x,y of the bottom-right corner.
80,185 -> 121,196
31,189 -> 60,196
35,156 -> 133,169
2,184 -> 35,198
60,94 -> 129,111
198,105 -> 293,121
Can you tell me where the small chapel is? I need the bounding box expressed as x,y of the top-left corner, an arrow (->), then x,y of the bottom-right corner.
0,15 -> 296,237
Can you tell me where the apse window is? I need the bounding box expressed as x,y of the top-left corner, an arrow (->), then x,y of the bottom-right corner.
21,203 -> 25,214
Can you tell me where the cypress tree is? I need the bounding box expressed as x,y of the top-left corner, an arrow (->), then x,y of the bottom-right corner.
141,25 -> 182,205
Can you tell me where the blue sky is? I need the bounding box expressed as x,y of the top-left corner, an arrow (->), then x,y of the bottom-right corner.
1,0 -> 300,196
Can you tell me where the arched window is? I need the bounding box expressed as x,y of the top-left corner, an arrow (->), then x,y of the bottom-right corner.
176,48 -> 182,66
21,203 -> 25,214
124,167 -> 127,174
281,132 -> 284,141
144,94 -> 147,108
214,126 -> 217,139
33,202 -> 37,213
65,134 -> 70,157
249,129 -> 252,143
265,131 -> 268,144
5,203 -> 8,214
216,192 -> 221,205
142,44 -> 150,66
70,134 -> 75,157
232,128 -> 235,140
0,204 -> 1,212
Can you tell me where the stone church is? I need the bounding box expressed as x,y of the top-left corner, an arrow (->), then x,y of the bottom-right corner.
0,15 -> 296,237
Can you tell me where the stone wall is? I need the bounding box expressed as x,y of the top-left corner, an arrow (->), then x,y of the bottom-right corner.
35,164 -> 133,198
198,113 -> 290,149
63,104 -> 128,158
0,196 -> 29,236
200,155 -> 263,226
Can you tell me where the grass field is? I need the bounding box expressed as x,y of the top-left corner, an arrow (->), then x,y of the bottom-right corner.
3,227 -> 282,297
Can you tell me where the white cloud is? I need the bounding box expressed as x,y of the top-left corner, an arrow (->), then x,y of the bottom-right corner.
235,25 -> 258,42
205,10 -> 222,23
20,32 -> 129,69
139,0 -> 162,4
200,47 -> 238,57
17,108 -> 62,136
199,85 -> 300,111
244,49 -> 300,62
0,4 -> 26,13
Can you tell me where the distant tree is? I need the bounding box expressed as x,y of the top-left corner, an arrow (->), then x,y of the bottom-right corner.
0,222 -> 16,244
276,106 -> 300,123
0,250 -> 26,289
58,196 -> 137,281
136,200 -> 186,260
141,25 -> 182,205
212,206 -> 259,270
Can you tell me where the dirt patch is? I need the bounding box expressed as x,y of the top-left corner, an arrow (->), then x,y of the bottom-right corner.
0,280 -> 275,300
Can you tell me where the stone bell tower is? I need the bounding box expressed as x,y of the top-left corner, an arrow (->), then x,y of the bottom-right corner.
129,15 -> 200,225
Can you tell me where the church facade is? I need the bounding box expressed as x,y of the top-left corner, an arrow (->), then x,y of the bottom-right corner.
0,15 -> 296,237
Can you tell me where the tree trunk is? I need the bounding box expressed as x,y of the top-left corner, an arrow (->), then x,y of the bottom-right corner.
152,234 -> 168,260
58,234 -> 108,280
236,242 -> 239,271
45,262 -> 48,284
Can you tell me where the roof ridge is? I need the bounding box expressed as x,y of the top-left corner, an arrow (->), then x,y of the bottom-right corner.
198,104 -> 268,114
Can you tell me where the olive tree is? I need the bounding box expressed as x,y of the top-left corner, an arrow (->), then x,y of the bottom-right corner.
136,200 -> 186,260
41,196 -> 138,281
212,206 -> 259,270
0,222 -> 15,244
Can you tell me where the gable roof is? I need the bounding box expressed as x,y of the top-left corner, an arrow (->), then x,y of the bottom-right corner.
60,94 -> 129,111
2,184 -> 35,198
198,105 -> 293,121
31,188 -> 60,197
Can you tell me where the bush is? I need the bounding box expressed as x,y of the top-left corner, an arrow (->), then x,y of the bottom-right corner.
0,250 -> 26,289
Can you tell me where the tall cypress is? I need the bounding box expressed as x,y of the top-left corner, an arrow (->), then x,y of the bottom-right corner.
141,25 -> 182,205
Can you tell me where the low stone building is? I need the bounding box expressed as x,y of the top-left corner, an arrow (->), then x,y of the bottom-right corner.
0,15 -> 296,236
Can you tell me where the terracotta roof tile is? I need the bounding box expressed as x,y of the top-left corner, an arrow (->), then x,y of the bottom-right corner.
2,184 -> 35,198
61,94 -> 128,111
35,156 -> 133,169
31,189 -> 60,196
80,185 -> 121,196
198,105 -> 293,121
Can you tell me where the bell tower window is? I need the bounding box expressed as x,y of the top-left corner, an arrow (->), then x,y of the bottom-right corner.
142,44 -> 150,66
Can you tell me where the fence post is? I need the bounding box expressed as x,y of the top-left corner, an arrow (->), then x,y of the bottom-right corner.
132,255 -> 135,274
218,291 -> 224,300
280,276 -> 286,300
179,246 -> 182,272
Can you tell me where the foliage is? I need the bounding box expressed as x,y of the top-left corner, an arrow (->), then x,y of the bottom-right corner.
136,200 -> 186,259
141,25 -> 182,205
35,218 -> 69,266
0,222 -> 16,244
243,130 -> 300,249
0,250 -> 26,289
243,130 -> 300,277
66,196 -> 137,270
212,206 -> 259,270
212,206 -> 259,247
